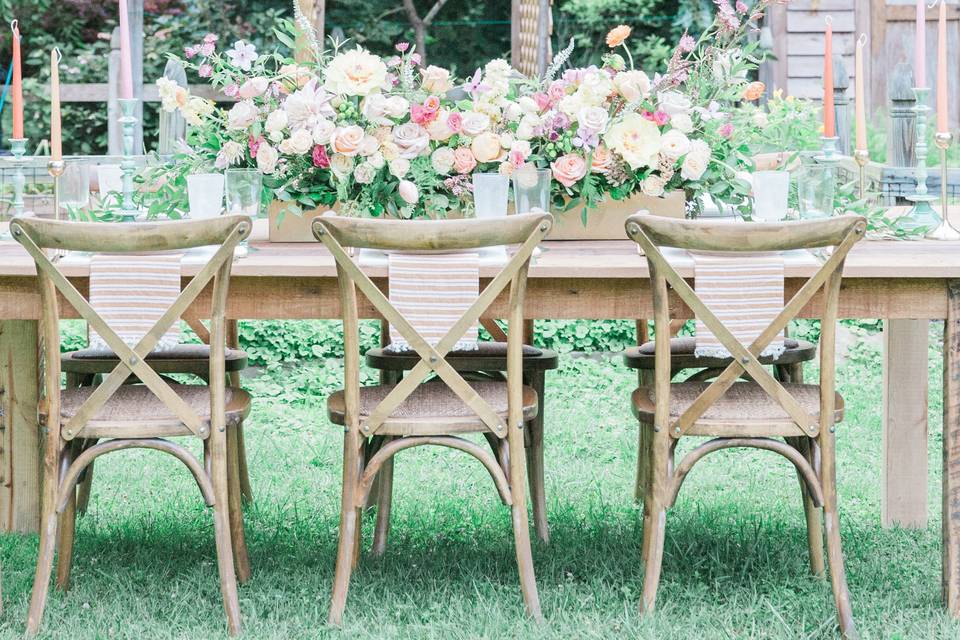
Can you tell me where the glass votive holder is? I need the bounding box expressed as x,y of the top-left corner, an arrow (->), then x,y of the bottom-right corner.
225,168 -> 263,257
752,170 -> 790,221
60,162 -> 91,217
796,166 -> 835,219
512,166 -> 552,214
473,172 -> 509,218
187,173 -> 225,219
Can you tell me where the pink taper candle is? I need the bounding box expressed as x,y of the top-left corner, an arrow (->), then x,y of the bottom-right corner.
916,0 -> 927,88
855,34 -> 867,150
823,17 -> 835,138
50,49 -> 62,161
118,0 -> 133,99
937,0 -> 949,133
11,21 -> 23,139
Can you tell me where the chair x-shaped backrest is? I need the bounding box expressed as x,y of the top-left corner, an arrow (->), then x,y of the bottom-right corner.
316,217 -> 550,438
14,219 -> 246,441
627,215 -> 866,438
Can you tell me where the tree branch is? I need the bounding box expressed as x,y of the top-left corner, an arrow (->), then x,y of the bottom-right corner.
423,0 -> 451,26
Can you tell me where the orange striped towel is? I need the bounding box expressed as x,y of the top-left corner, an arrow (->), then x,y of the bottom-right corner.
387,252 -> 480,352
692,252 -> 785,359
87,253 -> 183,353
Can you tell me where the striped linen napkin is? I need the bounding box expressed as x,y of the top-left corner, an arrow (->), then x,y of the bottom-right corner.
691,252 -> 786,359
87,253 -> 183,353
387,252 -> 480,352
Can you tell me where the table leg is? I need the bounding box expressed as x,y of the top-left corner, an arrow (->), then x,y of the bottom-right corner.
882,318 -> 929,528
943,282 -> 960,614
0,320 -> 40,533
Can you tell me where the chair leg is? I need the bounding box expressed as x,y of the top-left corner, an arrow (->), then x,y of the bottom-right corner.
371,442 -> 394,557
820,431 -> 857,639
25,435 -> 64,636
634,370 -> 654,503
508,426 -> 542,621
640,426 -> 669,615
329,431 -> 363,626
210,431 -> 242,636
54,483 -> 78,591
75,460 -> 94,515
227,425 -> 251,584
526,370 -> 549,543
787,436 -> 825,577
236,422 -> 254,505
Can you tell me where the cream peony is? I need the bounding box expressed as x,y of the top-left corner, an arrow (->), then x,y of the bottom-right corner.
659,129 -> 691,160
680,140 -> 711,181
392,122 -> 430,159
323,48 -> 388,97
398,180 -> 419,204
330,126 -> 365,156
431,147 -> 456,174
471,132 -> 502,163
256,142 -> 279,175
641,174 -> 666,197
613,70 -> 651,103
389,157 -> 411,178
421,65 -> 453,93
354,162 -> 377,184
603,113 -> 662,170
551,153 -> 587,187
227,100 -> 259,130
330,153 -> 355,178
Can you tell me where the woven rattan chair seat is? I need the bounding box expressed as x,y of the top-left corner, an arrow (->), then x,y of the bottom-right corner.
631,381 -> 844,437
62,345 -> 248,375
366,342 -> 558,372
59,383 -> 251,438
623,337 -> 816,370
327,380 -> 539,434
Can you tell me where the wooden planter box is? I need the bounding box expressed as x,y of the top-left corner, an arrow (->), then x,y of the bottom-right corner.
267,190 -> 685,242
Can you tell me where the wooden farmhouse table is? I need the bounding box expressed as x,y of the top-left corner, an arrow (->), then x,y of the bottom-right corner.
0,222 -> 959,612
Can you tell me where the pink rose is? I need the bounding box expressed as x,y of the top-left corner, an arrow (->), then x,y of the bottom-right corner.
653,110 -> 670,126
533,93 -> 552,111
410,103 -> 438,125
312,144 -> 330,168
547,81 -> 567,101
453,147 -> 477,175
551,153 -> 587,188
447,112 -> 463,133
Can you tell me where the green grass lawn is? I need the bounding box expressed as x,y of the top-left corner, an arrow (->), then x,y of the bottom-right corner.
0,335 -> 955,639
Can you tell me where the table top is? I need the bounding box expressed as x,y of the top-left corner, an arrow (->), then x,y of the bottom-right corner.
0,219 -> 959,280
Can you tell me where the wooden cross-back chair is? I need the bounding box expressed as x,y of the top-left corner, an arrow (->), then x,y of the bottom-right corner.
314,211 -> 552,625
625,213 -> 866,639
12,215 -> 254,637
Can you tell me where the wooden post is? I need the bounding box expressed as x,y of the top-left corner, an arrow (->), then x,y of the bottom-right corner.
888,62 -> 917,168
157,59 -> 187,156
832,54 -> 851,155
295,0 -> 325,63
0,321 -> 40,533
882,318 -> 929,528
944,281 -> 960,614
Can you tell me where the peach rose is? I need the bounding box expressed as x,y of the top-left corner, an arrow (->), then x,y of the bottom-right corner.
421,65 -> 453,93
330,125 -> 365,156
606,25 -> 631,48
551,153 -> 587,187
453,147 -> 477,174
591,144 -> 613,173
471,132 -> 502,163
743,81 -> 765,101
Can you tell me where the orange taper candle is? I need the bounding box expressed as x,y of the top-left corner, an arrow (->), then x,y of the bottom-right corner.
11,21 -> 23,139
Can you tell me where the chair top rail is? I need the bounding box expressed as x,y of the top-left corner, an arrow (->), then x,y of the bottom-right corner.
10,215 -> 251,253
627,213 -> 866,252
313,211 -> 553,251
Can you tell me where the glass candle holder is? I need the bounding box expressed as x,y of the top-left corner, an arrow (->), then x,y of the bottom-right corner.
796,166 -> 835,219
225,168 -> 263,258
512,166 -> 552,214
752,170 -> 790,221
473,172 -> 509,218
60,162 -> 91,218
187,173 -> 225,219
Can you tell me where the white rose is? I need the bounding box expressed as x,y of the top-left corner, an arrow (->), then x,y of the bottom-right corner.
227,100 -> 259,130
389,157 -> 410,178
280,128 -> 314,155
516,114 -> 541,141
641,174 -> 666,197
369,152 -> 385,169
613,70 -> 651,103
238,77 -> 270,99
312,119 -> 336,145
681,141 -> 711,181
518,96 -> 539,114
559,91 -> 594,118
431,147 -> 455,174
398,180 -> 419,204
361,94 -> 393,125
503,101 -> 523,122
577,106 -> 609,132
359,135 -> 380,157
425,110 -> 455,141
659,129 -> 691,160
354,162 -> 377,184
385,96 -> 410,118
256,142 -> 279,175
324,47 -> 388,96
265,110 -> 289,143
330,153 -> 355,178
461,111 -> 490,137
579,70 -> 614,101
670,113 -> 694,134
392,122 -> 430,159
658,90 -> 692,117
510,140 -> 532,158
603,112 -> 662,170
421,65 -> 452,93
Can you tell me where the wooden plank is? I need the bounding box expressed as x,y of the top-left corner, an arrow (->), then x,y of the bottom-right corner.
787,10 -> 855,33
60,83 -> 227,103
882,318 -> 930,528
0,320 -> 40,533
788,32 -> 855,55
788,54 -> 853,78
787,0 -> 856,10
944,281 -> 960,613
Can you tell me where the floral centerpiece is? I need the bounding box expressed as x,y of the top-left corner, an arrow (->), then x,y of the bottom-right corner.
145,0 -> 777,224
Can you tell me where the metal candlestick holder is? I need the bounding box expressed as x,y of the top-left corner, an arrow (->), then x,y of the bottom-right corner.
927,132 -> 960,240
805,136 -> 841,219
853,149 -> 869,200
902,87 -> 940,231
47,159 -> 67,258
118,98 -> 140,220
7,138 -> 29,216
